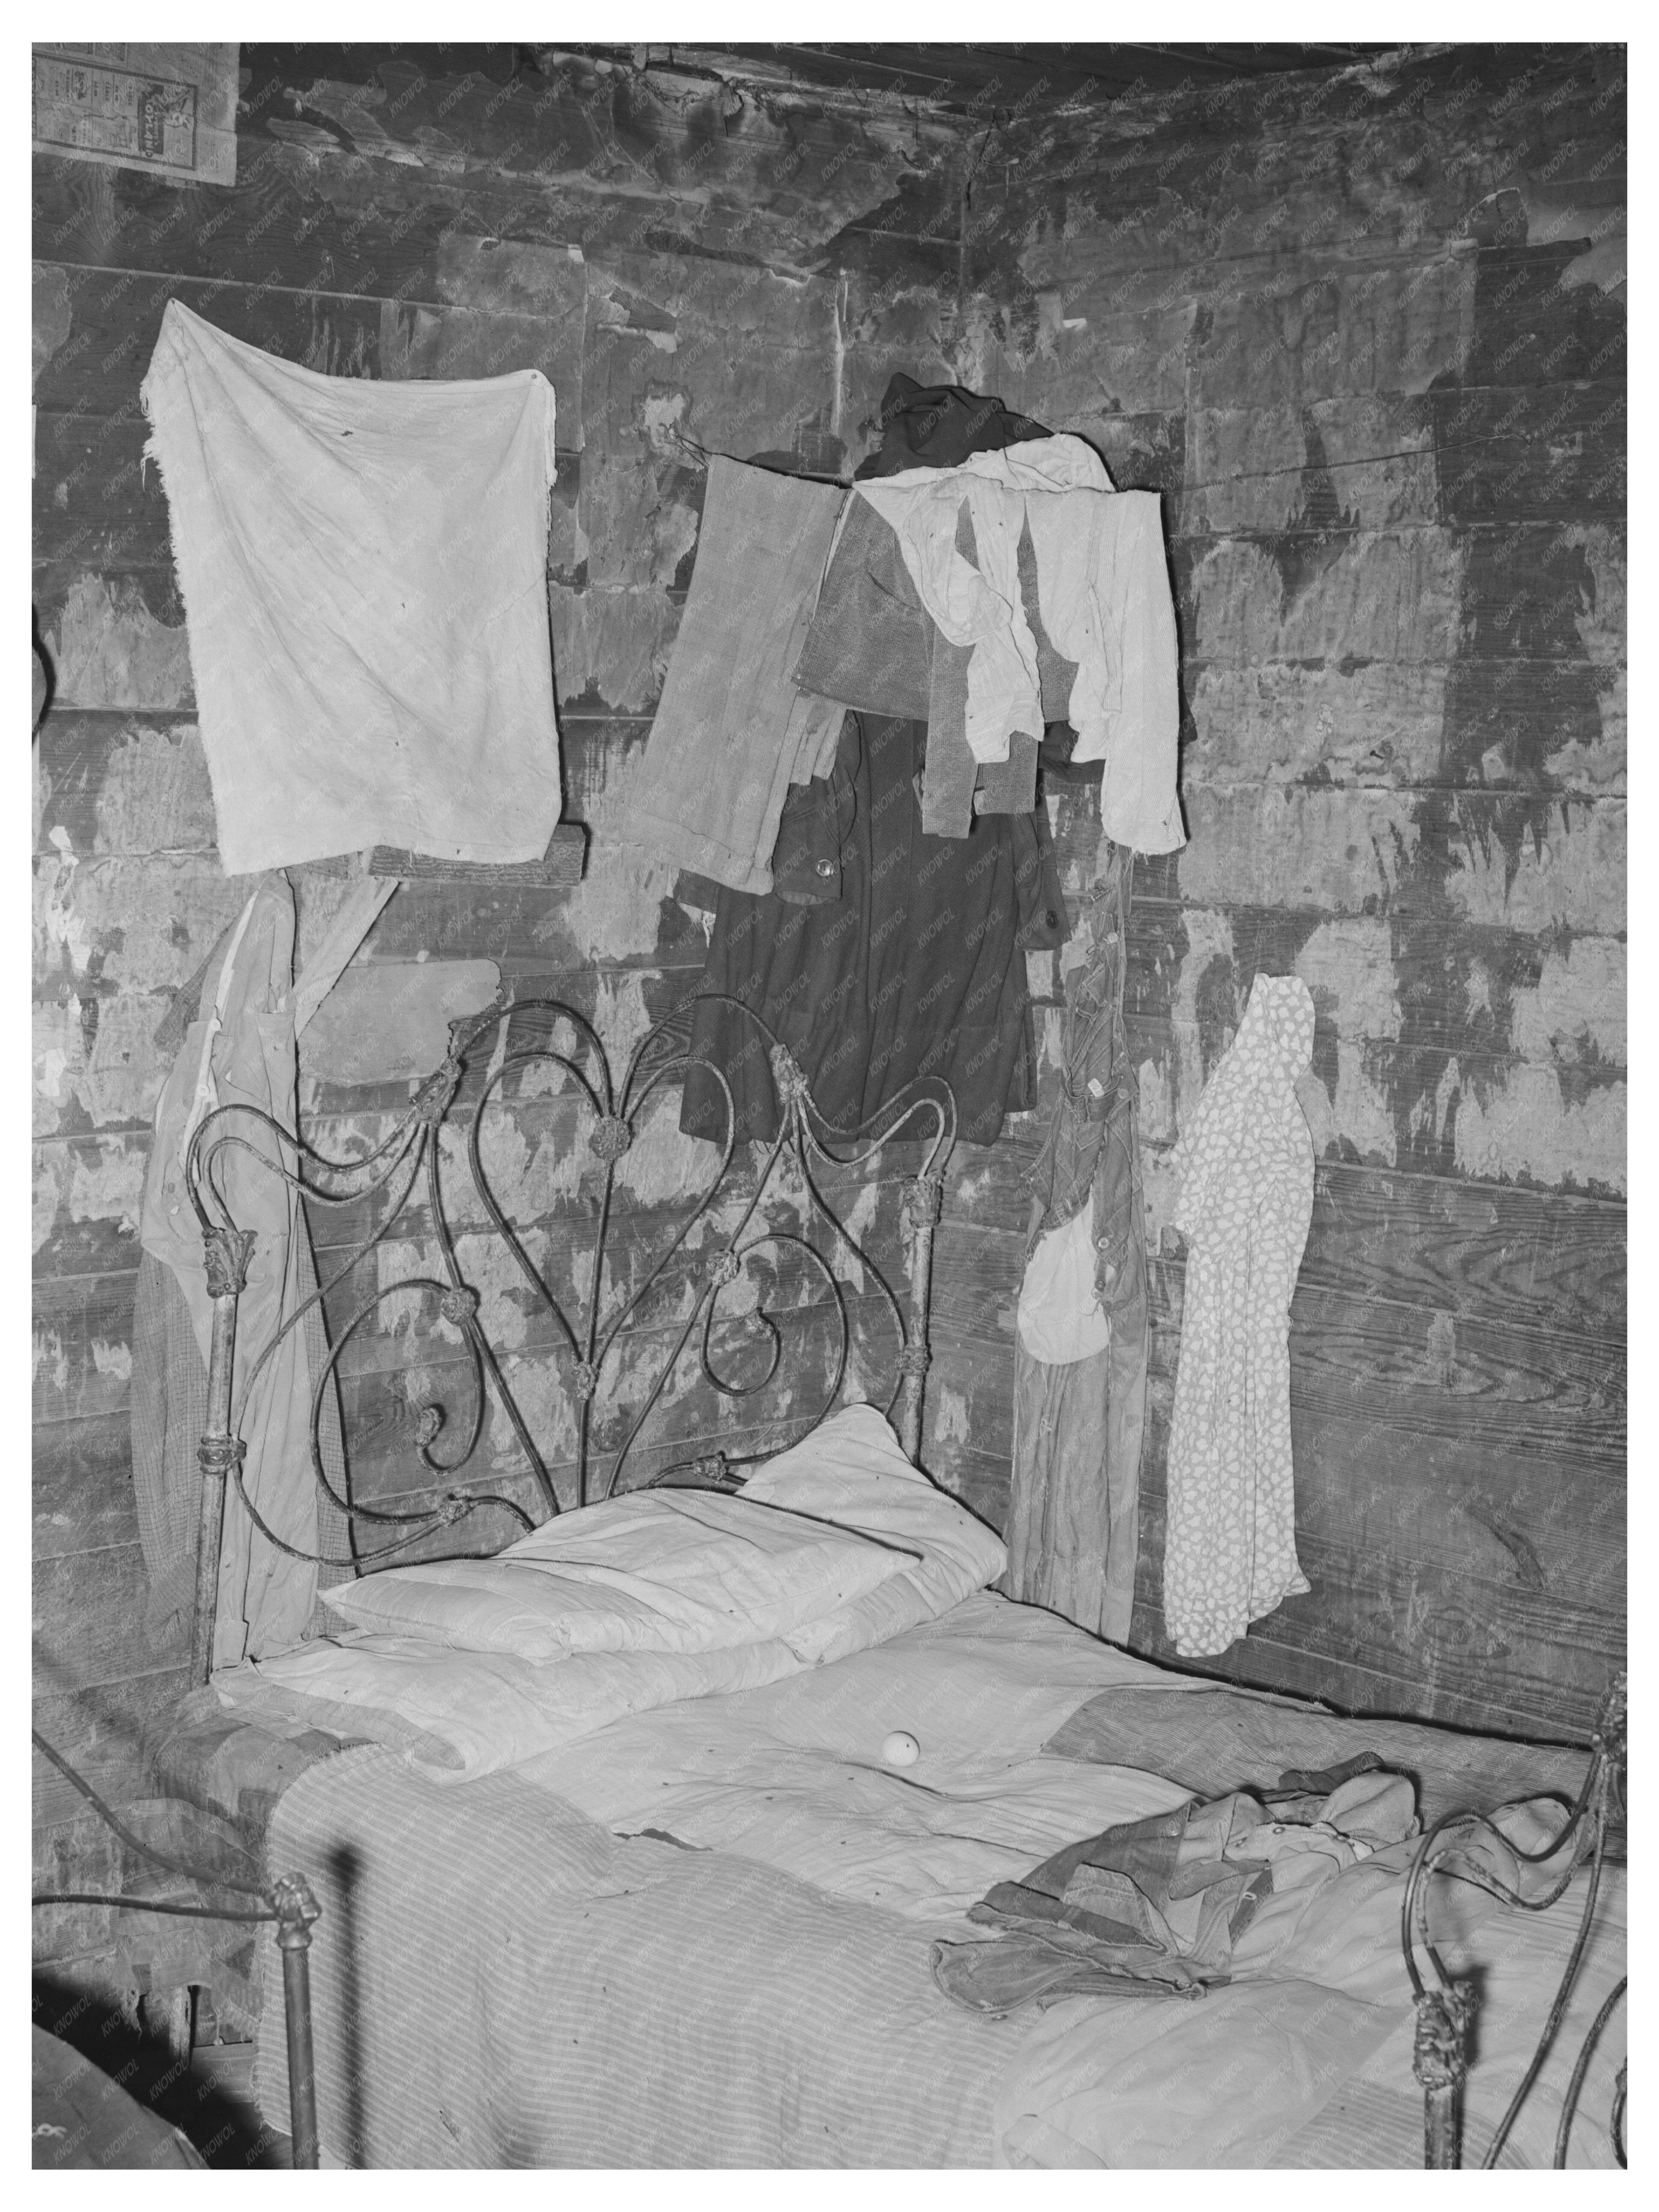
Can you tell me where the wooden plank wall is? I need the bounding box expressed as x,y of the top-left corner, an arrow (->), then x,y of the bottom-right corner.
951,45 -> 1627,1738
33,43 -> 1624,1972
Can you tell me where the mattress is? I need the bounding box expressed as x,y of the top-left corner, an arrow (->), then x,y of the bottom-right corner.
247,1591 -> 1626,2167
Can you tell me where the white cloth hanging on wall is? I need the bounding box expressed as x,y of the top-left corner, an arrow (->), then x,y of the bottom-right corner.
141,299 -> 562,875
1163,974 -> 1317,1659
854,434 -> 1183,855
857,437 -> 1105,769
1022,489 -> 1183,854
1015,1203 -> 1113,1365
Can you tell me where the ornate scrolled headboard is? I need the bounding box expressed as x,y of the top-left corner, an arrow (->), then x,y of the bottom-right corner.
181,992 -> 957,1686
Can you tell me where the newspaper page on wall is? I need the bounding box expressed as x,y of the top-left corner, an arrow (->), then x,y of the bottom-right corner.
32,45 -> 239,187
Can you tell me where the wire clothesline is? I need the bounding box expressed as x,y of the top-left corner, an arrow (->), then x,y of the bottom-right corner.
661,419 -> 1613,500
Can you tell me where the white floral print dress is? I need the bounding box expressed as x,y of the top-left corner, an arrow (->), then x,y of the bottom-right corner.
1164,974 -> 1316,1658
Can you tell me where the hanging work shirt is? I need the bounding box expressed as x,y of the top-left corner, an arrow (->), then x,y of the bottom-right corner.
796,437 -> 1184,854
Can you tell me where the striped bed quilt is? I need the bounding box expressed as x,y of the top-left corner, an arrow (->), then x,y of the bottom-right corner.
248,1594 -> 1626,2168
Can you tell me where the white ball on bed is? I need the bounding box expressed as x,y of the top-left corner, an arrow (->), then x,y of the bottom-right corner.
881,1730 -> 921,1768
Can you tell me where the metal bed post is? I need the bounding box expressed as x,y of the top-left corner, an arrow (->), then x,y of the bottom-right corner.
1403,1669 -> 1627,2169
273,1875 -> 323,2169
1412,1984 -> 1477,2168
190,1225 -> 254,1688
896,1170 -> 944,1462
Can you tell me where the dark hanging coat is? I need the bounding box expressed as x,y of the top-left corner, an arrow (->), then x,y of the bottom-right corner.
680,711 -> 1067,1147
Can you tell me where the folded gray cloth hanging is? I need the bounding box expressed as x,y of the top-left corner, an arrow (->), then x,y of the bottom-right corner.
792,492 -> 936,721
627,455 -> 846,894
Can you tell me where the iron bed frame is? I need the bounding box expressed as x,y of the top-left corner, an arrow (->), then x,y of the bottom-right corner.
181,990 -> 956,1686
118,985 -> 1624,2172
36,991 -> 953,2174
30,1731 -> 323,2168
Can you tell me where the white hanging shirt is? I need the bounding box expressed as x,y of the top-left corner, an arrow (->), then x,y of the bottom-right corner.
855,434 -> 1184,854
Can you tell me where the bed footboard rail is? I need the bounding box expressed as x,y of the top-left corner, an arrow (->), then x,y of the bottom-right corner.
31,1729 -> 323,2169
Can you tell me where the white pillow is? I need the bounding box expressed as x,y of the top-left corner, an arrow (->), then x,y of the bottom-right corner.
742,1404 -> 1008,1662
318,1486 -> 918,1661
